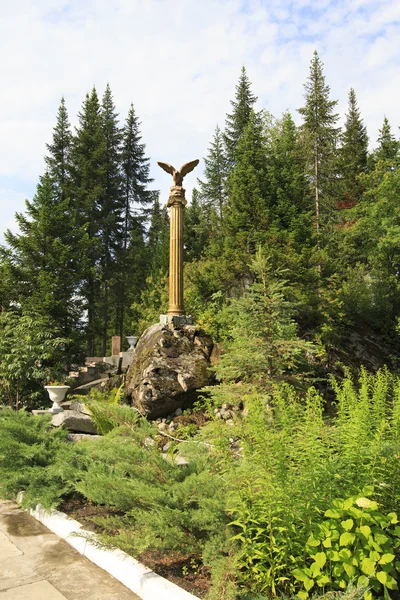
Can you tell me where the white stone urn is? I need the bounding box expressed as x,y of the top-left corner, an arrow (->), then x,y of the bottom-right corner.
44,386 -> 70,414
126,335 -> 138,351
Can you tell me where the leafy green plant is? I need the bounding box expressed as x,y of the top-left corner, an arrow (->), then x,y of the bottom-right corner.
294,490 -> 400,599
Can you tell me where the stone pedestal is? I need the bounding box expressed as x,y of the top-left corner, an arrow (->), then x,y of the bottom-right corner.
167,186 -> 187,316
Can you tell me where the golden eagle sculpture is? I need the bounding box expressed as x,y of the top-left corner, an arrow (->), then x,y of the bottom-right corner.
157,159 -> 199,187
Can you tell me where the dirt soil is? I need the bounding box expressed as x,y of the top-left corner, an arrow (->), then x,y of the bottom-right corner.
59,495 -> 210,598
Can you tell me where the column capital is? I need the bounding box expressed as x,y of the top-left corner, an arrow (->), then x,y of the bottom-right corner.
167,186 -> 187,207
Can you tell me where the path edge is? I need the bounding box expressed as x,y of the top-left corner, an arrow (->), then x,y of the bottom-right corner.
20,497 -> 200,600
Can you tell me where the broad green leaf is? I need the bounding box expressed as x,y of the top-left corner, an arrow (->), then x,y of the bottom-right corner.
310,562 -> 321,577
361,557 -> 376,576
313,552 -> 327,569
322,537 -> 332,548
377,571 -> 388,585
339,548 -> 351,560
306,535 -> 321,547
325,509 -> 341,518
297,591 -> 308,600
326,549 -> 340,561
358,575 -> 369,586
316,575 -> 330,586
369,550 -> 380,562
388,512 -> 398,524
359,525 -> 372,538
339,579 -> 347,589
379,553 -> 395,565
385,575 -> 398,590
304,577 -> 314,592
364,591 -> 373,600
341,518 -> 354,531
293,569 -> 311,583
340,531 -> 355,546
344,563 -> 356,577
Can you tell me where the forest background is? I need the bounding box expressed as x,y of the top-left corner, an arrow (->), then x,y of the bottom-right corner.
0,49 -> 400,407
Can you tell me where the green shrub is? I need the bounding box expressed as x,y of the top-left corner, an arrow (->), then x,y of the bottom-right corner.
0,409 -> 70,507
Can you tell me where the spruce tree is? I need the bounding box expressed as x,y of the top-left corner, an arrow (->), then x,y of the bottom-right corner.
45,97 -> 73,202
147,195 -> 169,275
99,84 -> 124,354
374,116 -> 400,164
184,188 -> 210,261
1,173 -> 82,358
339,88 -> 368,206
116,103 -> 155,339
225,110 -> 269,253
224,67 -> 258,167
267,111 -> 309,232
70,88 -> 107,355
198,125 -> 227,221
298,51 -> 340,252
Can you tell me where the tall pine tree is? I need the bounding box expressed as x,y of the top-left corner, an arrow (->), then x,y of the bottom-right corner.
116,103 -> 155,339
70,88 -> 107,355
298,51 -> 340,252
225,110 -> 269,253
339,88 -> 368,206
99,84 -> 124,354
224,67 -> 258,167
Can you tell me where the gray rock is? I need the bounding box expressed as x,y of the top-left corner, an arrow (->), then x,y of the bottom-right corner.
51,410 -> 98,434
174,407 -> 183,416
125,323 -> 213,418
157,422 -> 168,432
67,433 -> 103,442
163,442 -> 171,452
68,401 -> 92,415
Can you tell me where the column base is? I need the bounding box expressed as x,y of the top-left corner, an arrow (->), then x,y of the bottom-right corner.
160,314 -> 194,327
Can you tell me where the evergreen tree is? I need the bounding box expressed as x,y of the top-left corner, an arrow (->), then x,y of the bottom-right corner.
147,195 -> 169,275
116,103 -> 155,339
198,125 -> 227,220
225,110 -> 269,253
267,111 -> 309,232
1,173 -> 83,358
99,84 -> 124,354
45,97 -> 73,202
224,67 -> 258,166
184,188 -> 210,261
298,51 -> 340,252
338,88 -> 368,206
70,88 -> 107,355
373,116 -> 400,164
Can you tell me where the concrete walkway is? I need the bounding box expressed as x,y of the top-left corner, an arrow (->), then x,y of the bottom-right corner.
0,501 -> 140,600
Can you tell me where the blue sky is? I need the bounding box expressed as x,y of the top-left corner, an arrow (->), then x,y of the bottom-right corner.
1,0 -> 399,243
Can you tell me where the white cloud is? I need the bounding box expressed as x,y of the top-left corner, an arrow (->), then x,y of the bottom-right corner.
0,0 -> 399,237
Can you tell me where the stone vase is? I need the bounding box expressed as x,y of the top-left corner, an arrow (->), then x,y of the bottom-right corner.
44,386 -> 70,414
126,335 -> 138,351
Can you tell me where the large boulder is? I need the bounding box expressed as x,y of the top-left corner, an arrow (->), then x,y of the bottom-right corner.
125,323 -> 213,418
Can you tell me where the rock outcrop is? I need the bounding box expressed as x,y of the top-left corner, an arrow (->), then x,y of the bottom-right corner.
51,410 -> 98,434
125,323 -> 213,419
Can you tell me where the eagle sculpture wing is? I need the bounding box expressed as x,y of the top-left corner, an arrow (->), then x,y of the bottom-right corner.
157,161 -> 176,175
179,159 -> 199,177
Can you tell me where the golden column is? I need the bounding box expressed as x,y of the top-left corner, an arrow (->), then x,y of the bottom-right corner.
167,187 -> 186,315
157,159 -> 199,317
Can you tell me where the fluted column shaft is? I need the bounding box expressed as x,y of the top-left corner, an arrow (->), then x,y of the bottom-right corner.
167,188 -> 186,315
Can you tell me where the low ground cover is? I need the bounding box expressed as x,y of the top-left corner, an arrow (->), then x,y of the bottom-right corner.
0,368 -> 400,599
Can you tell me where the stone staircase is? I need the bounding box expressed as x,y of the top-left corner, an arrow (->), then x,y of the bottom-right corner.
68,363 -> 109,389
